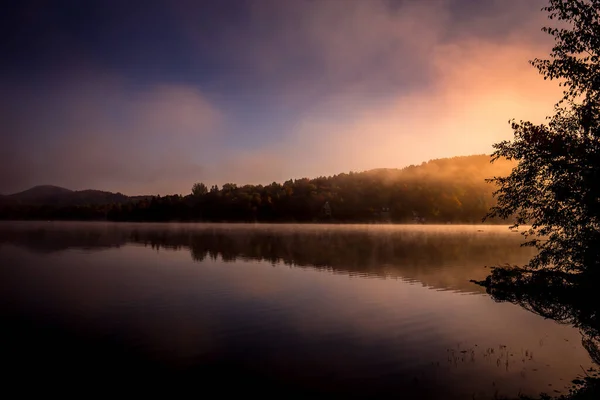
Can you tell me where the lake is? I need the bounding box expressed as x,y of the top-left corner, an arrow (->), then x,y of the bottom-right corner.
0,222 -> 594,398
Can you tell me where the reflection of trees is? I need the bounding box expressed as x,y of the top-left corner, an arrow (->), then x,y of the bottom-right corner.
0,224 -> 535,293
0,225 -> 127,253
474,268 -> 600,398
110,228 -> 536,293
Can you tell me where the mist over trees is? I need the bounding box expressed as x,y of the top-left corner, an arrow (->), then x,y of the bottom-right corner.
0,155 -> 515,223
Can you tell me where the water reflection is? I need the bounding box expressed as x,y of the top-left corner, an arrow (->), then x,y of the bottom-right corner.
0,222 -> 592,398
0,222 -> 537,293
475,267 -> 600,398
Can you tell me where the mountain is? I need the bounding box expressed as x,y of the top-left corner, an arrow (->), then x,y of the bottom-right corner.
4,185 -> 148,206
10,185 -> 73,201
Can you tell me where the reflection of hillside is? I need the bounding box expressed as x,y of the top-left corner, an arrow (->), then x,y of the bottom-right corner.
0,223 -> 536,293
0,223 -> 129,253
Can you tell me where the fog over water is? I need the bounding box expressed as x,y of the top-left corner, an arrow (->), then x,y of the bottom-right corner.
0,222 -> 592,398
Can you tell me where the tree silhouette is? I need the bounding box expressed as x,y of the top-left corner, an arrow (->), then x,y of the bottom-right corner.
191,182 -> 208,197
0,155 -> 516,223
478,3 -> 600,397
486,0 -> 600,274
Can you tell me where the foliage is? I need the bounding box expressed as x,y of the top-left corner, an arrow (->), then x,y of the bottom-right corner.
486,0 -> 600,273
0,155 -> 514,223
191,182 -> 208,197
480,3 -> 600,396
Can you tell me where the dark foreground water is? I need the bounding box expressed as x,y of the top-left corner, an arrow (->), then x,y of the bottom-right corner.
0,222 -> 594,398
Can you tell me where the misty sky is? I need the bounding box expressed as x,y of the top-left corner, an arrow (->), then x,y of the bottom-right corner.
1,0 -> 562,195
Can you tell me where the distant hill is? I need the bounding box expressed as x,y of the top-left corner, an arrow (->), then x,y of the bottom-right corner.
0,155 -> 517,222
361,154 -> 515,183
10,185 -> 73,201
3,185 -> 149,206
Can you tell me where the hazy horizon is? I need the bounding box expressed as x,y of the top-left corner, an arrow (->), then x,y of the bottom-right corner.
2,153 -> 512,197
1,0 -> 561,195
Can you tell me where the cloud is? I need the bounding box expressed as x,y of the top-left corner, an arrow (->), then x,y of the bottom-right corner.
203,0 -> 446,102
200,11 -> 562,184
214,3 -> 560,182
176,0 -> 548,100
0,76 -> 222,195
0,0 -> 562,194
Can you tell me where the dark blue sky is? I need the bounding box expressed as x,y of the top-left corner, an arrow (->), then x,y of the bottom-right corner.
0,0 -> 559,195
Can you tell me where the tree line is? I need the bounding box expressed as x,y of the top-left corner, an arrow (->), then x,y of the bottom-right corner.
0,155 -> 515,223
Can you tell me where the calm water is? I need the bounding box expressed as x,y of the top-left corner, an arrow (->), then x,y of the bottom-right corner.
0,222 -> 594,398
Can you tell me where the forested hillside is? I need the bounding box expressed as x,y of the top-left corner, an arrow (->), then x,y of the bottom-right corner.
0,155 -> 515,223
